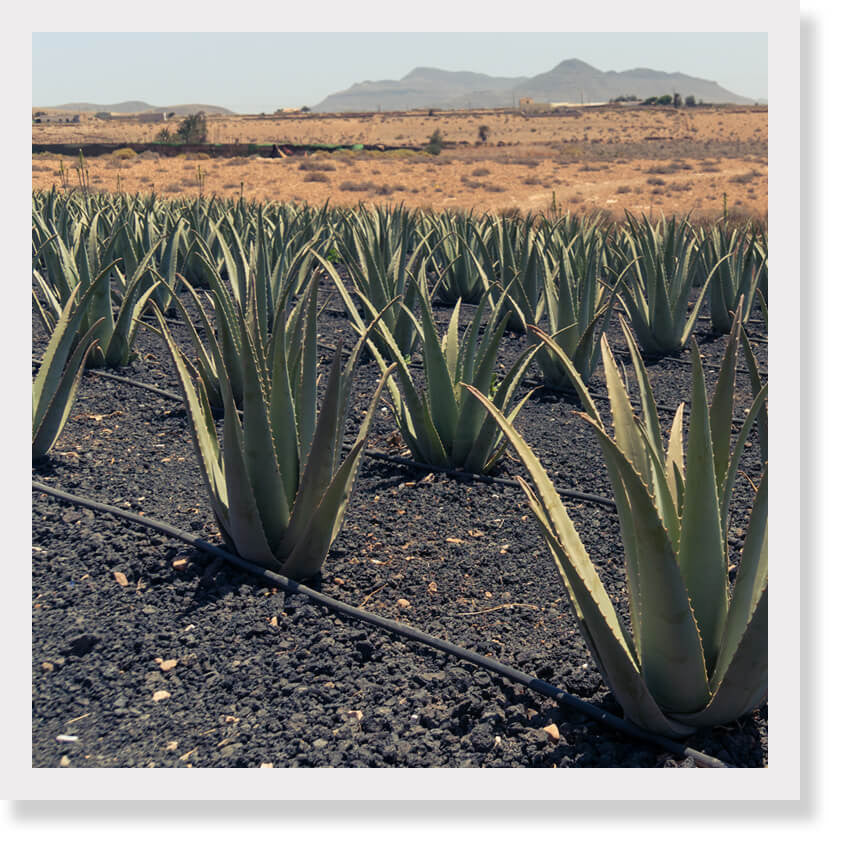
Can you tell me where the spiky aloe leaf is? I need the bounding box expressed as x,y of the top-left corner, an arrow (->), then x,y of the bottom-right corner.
709,304 -> 742,496
32,310 -> 102,460
152,306 -> 230,538
582,413 -> 711,714
465,385 -> 695,738
279,365 -> 396,580
234,313 -> 290,552
677,340 -> 729,671
219,364 -> 279,569
740,327 -> 768,463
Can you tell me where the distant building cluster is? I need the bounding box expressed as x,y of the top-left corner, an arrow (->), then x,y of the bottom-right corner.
518,96 -> 608,113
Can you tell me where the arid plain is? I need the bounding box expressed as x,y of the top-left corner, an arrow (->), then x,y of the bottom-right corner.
32,105 -> 767,220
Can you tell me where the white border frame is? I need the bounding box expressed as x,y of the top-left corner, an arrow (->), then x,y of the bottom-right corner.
8,0 -> 802,805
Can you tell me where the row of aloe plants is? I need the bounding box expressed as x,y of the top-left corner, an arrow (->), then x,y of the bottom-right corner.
33,192 -> 769,743
34,192 -> 768,367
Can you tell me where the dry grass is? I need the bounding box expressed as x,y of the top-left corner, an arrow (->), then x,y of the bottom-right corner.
32,105 -> 768,151
31,106 -> 767,220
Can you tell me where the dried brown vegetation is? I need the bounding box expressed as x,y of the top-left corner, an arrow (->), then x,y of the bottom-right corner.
32,105 -> 767,219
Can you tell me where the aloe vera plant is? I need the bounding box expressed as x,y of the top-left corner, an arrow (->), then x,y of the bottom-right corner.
616,213 -> 726,355
423,210 -> 491,305
698,222 -> 764,333
524,232 -> 626,390
351,277 -> 538,474
32,209 -> 162,367
154,270 -> 395,581
33,285 -> 102,460
330,206 -> 431,358
480,212 -> 551,333
467,311 -> 768,737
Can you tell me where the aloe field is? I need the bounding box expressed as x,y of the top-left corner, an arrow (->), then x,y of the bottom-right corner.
31,190 -> 768,767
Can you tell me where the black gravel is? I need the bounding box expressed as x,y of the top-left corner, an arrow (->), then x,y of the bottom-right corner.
31,275 -> 768,768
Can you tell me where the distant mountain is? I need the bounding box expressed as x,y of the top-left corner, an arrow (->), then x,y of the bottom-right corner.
314,58 -> 754,111
42,100 -> 235,116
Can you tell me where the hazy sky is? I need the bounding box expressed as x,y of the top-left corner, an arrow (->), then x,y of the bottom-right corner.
32,32 -> 768,113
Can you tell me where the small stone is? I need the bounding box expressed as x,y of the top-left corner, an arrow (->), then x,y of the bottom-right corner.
427,582 -> 438,594
172,558 -> 189,570
219,743 -> 243,759
156,658 -> 178,672
113,571 -> 128,587
396,598 -> 411,608
312,739 -> 328,750
59,755 -> 71,767
56,734 -> 78,743
347,710 -> 363,721
41,661 -> 54,672
152,690 -> 171,702
260,762 -> 274,768
543,723 -> 560,741
67,634 -> 100,656
269,616 -> 278,627
333,577 -> 345,586
165,741 -> 178,751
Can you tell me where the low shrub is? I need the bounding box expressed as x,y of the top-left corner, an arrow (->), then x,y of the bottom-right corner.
299,159 -> 336,172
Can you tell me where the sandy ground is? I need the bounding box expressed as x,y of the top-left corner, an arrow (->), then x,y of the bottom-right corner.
32,105 -> 767,148
32,106 -> 767,220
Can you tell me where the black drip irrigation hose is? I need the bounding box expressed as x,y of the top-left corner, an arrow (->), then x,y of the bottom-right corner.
352,446 -> 617,509
31,480 -> 728,768
32,357 -> 184,404
632,351 -> 769,379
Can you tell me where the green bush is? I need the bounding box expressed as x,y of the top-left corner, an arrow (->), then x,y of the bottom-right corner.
176,112 -> 208,144
425,129 -> 444,156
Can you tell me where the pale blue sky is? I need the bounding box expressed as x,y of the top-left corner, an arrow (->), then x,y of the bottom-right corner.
32,32 -> 767,113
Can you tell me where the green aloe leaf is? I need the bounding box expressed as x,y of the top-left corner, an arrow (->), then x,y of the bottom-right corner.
583,413 -> 711,714
678,340 -> 728,671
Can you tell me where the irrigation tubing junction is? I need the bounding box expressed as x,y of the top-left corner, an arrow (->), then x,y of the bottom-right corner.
32,479 -> 728,768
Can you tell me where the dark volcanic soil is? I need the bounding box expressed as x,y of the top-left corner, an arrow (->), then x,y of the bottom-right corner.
31,274 -> 768,768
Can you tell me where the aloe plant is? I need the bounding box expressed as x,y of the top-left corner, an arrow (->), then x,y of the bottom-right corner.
33,285 -> 102,460
351,277 -> 538,474
423,210 -> 491,305
697,222 -> 763,333
467,311 -> 768,737
329,206 -> 431,358
480,212 -> 551,333
616,213 -> 726,355
524,232 -> 626,390
154,269 -> 395,581
32,208 -> 162,367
